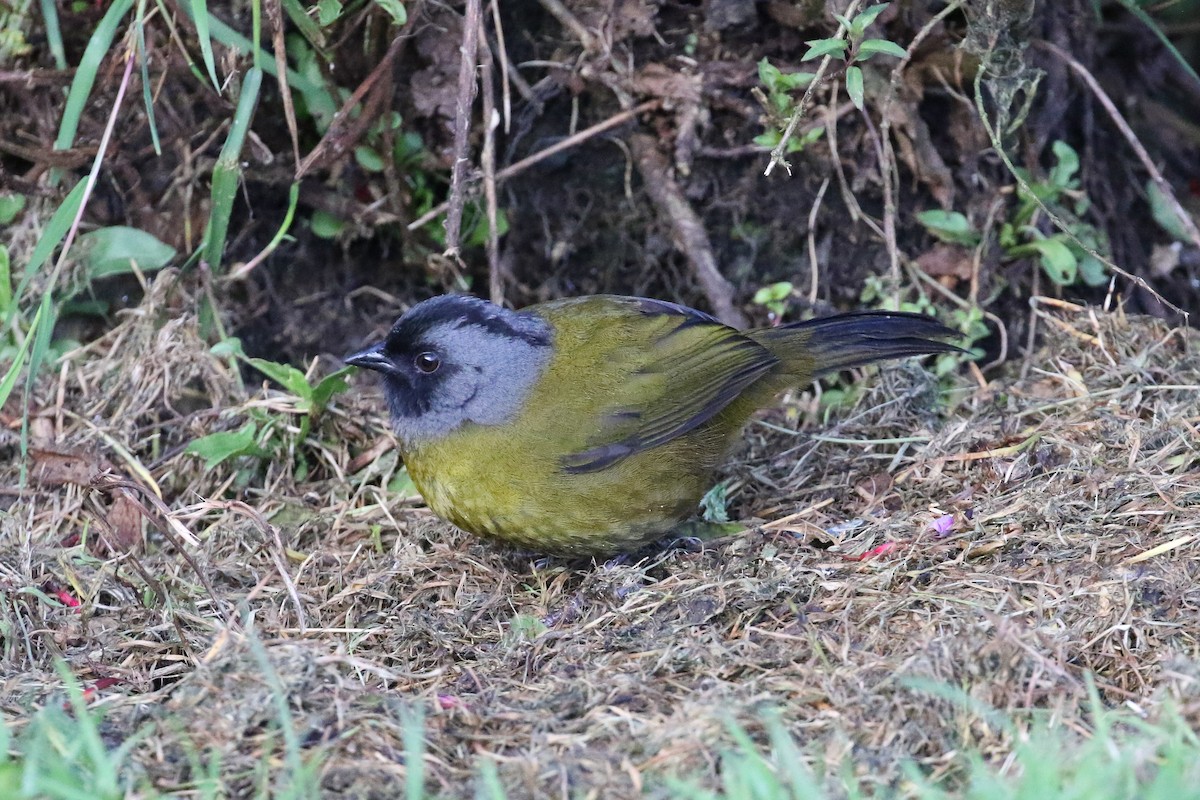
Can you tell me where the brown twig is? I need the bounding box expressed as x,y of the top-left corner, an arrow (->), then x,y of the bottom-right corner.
825,95 -> 884,239
91,474 -> 232,628
52,46 -> 136,288
407,101 -> 659,232
442,0 -> 485,260
478,17 -> 504,303
875,1 -> 963,289
490,0 -> 512,133
806,176 -> 831,306
296,34 -> 404,179
536,0 -> 596,52
630,133 -> 747,328
264,0 -> 300,170
212,499 -> 309,634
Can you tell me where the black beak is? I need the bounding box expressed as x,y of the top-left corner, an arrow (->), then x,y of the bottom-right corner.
345,342 -> 398,375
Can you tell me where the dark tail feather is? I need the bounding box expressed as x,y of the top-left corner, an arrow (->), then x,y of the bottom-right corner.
752,311 -> 965,376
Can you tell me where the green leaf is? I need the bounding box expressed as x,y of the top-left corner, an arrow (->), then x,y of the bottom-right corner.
1049,140 -> 1079,189
851,3 -> 891,32
24,180 -> 86,281
246,357 -> 314,401
915,209 -> 981,246
0,302 -> 43,411
758,59 -> 816,93
753,282 -> 793,305
207,66 -> 263,270
373,0 -> 406,26
310,368 -> 352,415
53,0 -> 135,155
846,65 -> 864,110
176,4 -> 332,106
0,245 -> 10,315
281,0 -> 328,55
998,221 -> 1018,250
204,67 -> 264,272
317,0 -> 342,25
856,38 -> 907,59
1145,179 -> 1194,242
185,422 -> 267,469
797,127 -> 824,148
387,466 -> 423,500
394,130 -> 424,163
0,193 -> 25,225
37,0 -> 66,68
1117,0 -> 1200,89
1078,253 -> 1108,287
190,0 -> 222,91
24,292 -> 57,403
776,70 -> 815,91
753,131 -> 781,148
310,210 -> 345,239
354,146 -> 385,172
1028,236 -> 1078,285
757,57 -> 782,92
136,13 -> 162,156
802,38 -> 848,61
77,226 -> 176,279
464,205 -> 508,248
210,337 -> 246,358
701,481 -> 730,523
504,613 -> 548,645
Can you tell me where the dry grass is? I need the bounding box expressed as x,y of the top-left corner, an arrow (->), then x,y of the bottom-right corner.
2,275 -> 1198,797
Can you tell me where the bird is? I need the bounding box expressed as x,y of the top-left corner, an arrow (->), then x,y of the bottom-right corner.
346,294 -> 961,556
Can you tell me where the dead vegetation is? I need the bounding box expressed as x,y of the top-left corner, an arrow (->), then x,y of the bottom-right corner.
1,274 -> 1197,796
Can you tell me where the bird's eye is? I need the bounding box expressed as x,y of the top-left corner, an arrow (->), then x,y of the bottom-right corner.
414,351 -> 441,374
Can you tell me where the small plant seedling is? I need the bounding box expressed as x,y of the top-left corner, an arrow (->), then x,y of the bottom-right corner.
753,60 -> 823,153
917,141 -> 1110,288
803,2 -> 907,111
751,281 -> 797,322
0,192 -> 26,224
185,338 -> 351,480
914,210 -> 982,247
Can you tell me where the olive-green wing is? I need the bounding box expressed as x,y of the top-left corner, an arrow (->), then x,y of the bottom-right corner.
560,299 -> 778,473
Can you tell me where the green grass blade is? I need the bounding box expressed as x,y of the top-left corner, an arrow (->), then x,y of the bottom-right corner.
280,0 -> 328,58
4,178 -> 86,332
189,0 -> 222,91
136,0 -> 162,155
53,660 -> 114,789
203,66 -> 263,271
475,758 -> 506,800
0,303 -> 42,411
401,706 -> 426,800
37,0 -> 67,69
174,3 -> 326,98
52,0 -> 136,155
20,292 -> 58,480
1117,0 -> 1200,89
0,244 -> 11,314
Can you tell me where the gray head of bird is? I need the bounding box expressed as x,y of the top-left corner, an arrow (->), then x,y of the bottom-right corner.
345,295 -> 553,444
